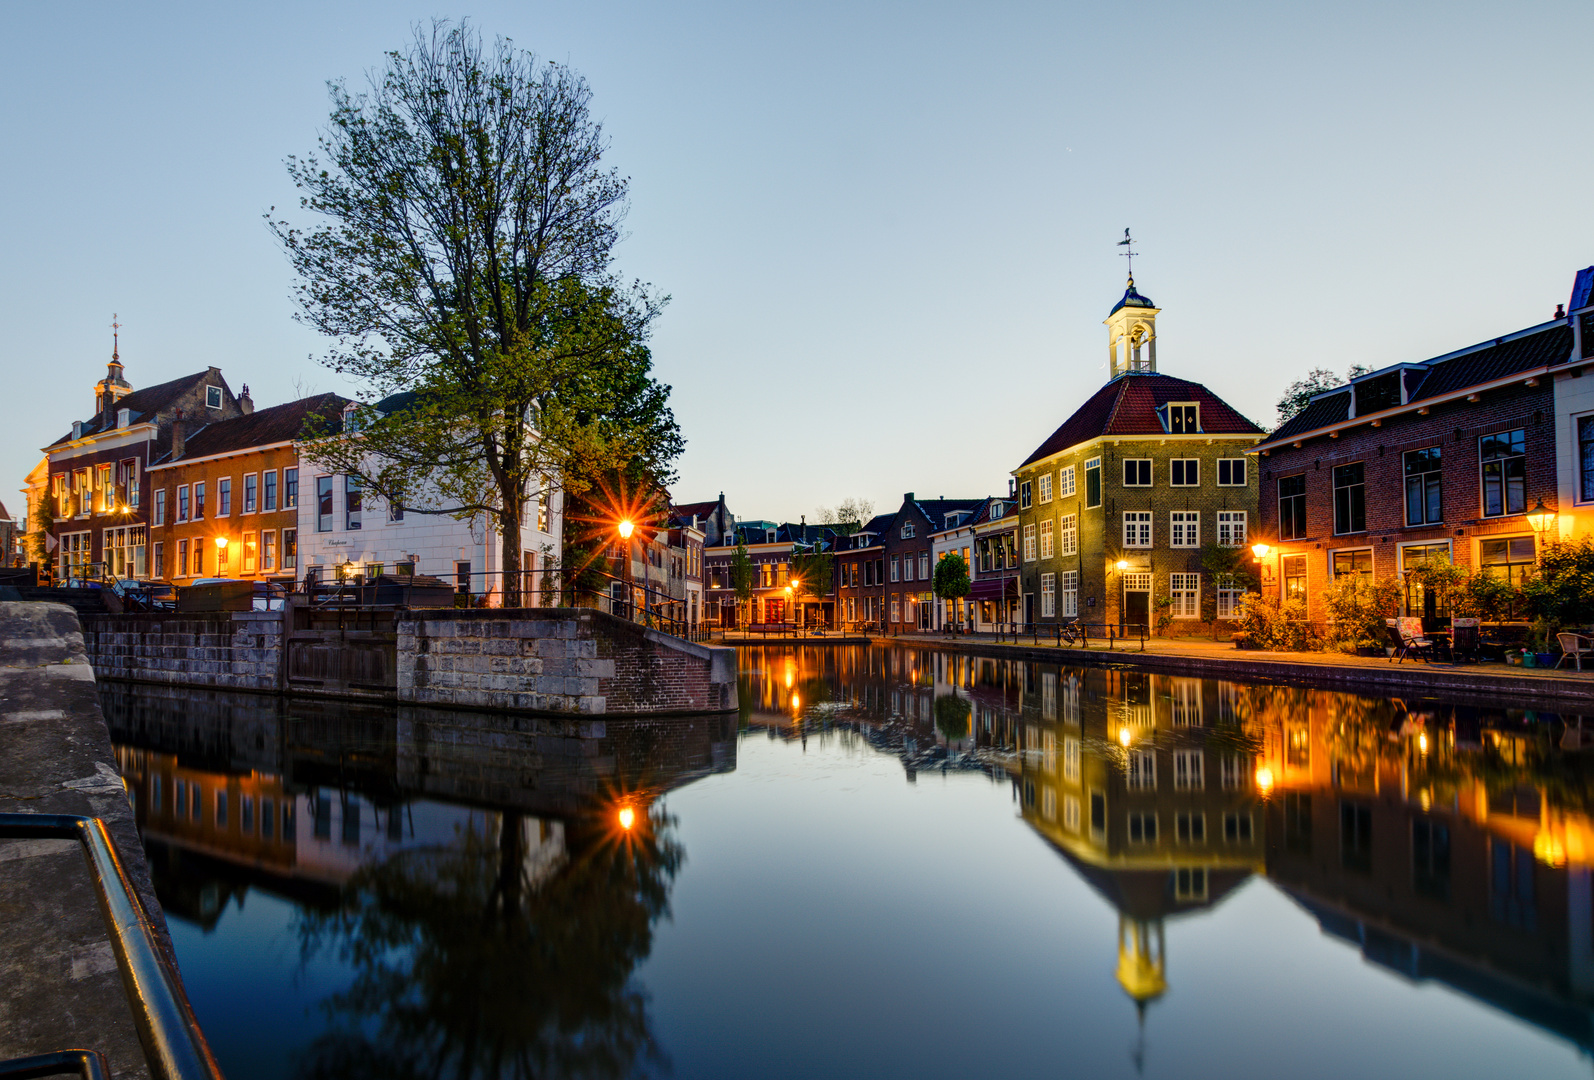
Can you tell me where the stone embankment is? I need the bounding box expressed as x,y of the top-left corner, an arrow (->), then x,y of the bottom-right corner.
0,602 -> 179,1078
81,606 -> 738,716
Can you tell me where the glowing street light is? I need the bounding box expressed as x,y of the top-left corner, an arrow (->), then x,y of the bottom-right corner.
1254,766 -> 1275,793
1115,560 -> 1129,571
1251,542 -> 1271,560
1118,726 -> 1132,747
1526,499 -> 1556,536
214,536 -> 228,550
617,519 -> 634,540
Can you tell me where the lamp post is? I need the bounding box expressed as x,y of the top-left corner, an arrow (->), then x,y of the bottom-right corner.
1526,499 -> 1556,552
214,535 -> 228,576
617,519 -> 635,621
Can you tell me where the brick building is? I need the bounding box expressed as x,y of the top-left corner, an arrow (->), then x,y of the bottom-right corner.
969,495 -> 1019,630
1255,309 -> 1570,622
1013,276 -> 1264,633
40,342 -> 245,583
146,394 -> 345,585
883,494 -> 985,632
834,513 -> 893,631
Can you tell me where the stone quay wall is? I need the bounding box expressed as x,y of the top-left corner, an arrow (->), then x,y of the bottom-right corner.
83,606 -> 738,716
81,611 -> 285,692
397,607 -> 738,715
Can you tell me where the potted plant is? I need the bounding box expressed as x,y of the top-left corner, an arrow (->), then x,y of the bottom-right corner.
1528,617 -> 1560,669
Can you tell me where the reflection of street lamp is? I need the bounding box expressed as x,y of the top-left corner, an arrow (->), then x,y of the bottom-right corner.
784,582 -> 793,627
617,806 -> 635,831
1255,766 -> 1275,793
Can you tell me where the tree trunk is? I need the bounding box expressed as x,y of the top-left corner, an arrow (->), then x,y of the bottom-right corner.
500,499 -> 522,608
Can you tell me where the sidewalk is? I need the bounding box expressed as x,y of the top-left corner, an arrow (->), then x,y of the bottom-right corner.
882,630 -> 1594,704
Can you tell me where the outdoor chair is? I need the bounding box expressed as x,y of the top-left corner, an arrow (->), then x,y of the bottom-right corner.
1386,618 -> 1435,664
1450,618 -> 1481,664
1555,632 -> 1594,671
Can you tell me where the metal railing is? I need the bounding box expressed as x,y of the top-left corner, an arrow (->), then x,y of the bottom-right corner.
985,620 -> 1149,651
0,814 -> 222,1080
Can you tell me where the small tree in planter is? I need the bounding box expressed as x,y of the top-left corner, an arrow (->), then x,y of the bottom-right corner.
730,540 -> 755,626
1233,593 -> 1314,651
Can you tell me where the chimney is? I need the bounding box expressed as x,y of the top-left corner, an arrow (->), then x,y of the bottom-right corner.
904,492 -> 914,502
171,409 -> 186,461
239,384 -> 254,415
1557,304 -> 1567,320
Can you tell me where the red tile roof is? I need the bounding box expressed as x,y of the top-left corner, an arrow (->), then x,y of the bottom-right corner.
1019,374 -> 1265,468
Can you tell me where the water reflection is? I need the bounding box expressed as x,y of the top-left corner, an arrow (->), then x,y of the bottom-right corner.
103,684 -> 734,1079
739,646 -> 1594,1057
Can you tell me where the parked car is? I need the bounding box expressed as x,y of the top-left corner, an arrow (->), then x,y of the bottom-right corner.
188,578 -> 286,611
114,580 -> 176,611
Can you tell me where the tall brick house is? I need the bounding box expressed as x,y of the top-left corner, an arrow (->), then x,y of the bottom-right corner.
1255,300 -> 1572,621
883,494 -> 985,632
41,340 -> 244,583
1012,276 -> 1264,633
834,512 -> 894,630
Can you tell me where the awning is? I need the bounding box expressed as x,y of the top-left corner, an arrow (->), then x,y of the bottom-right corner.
970,576 -> 1017,600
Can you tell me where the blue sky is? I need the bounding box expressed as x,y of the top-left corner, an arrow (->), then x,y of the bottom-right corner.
4,1 -> 1592,525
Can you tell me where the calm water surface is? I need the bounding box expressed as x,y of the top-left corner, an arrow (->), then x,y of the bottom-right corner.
105,645 -> 1594,1079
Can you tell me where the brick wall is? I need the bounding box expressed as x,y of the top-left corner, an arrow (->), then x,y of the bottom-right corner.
82,611 -> 284,691
1257,382 -> 1556,620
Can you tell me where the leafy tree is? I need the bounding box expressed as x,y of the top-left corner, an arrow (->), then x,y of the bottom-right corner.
1275,364 -> 1372,427
272,22 -> 679,606
730,540 -> 755,624
1198,544 -> 1258,639
933,552 -> 971,627
790,550 -> 833,601
816,498 -> 874,536
1320,573 -> 1403,651
1523,537 -> 1594,626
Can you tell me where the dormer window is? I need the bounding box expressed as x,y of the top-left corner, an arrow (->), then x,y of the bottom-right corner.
991,502 -> 1005,520
343,403 -> 364,433
206,386 -> 223,410
117,408 -> 131,429
901,521 -> 915,539
1162,402 -> 1199,434
1353,371 -> 1402,416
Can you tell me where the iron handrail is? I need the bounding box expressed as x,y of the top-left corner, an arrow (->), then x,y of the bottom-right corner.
0,1050 -> 110,1079
0,814 -> 222,1080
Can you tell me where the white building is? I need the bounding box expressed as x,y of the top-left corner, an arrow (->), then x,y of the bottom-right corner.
295,401 -> 562,602
928,500 -> 986,630
1555,266 -> 1594,541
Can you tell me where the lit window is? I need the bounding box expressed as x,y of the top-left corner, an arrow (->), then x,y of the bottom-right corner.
1123,512 -> 1152,548
1170,512 -> 1199,548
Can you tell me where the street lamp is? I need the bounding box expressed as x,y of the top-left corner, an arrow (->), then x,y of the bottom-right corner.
214,535 -> 228,573
616,520 -> 635,621
1526,498 -> 1556,537
1250,542 -> 1270,560
1115,559 -> 1129,571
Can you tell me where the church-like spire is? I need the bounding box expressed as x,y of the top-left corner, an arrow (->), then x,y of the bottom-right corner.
1104,235 -> 1161,379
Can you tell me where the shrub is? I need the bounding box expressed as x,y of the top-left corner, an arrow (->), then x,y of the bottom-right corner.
1321,574 -> 1402,652
1234,592 -> 1315,651
1522,537 -> 1594,627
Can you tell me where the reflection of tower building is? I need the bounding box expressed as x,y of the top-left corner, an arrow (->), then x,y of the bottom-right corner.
1116,915 -> 1166,1007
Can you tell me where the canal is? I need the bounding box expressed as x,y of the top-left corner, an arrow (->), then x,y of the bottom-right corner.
104,643 -> 1594,1079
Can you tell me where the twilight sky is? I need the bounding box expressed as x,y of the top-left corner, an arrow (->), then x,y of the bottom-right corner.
3,1 -> 1592,527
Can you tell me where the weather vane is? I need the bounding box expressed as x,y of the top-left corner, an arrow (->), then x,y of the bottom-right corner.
1117,228 -> 1137,279
110,312 -> 121,360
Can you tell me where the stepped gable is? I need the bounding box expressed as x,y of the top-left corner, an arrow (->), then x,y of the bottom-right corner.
155,393 -> 351,462
48,369 -> 216,446
1020,373 -> 1265,468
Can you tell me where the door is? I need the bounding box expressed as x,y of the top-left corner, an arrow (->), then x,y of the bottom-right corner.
1123,590 -> 1150,631
1023,593 -> 1035,626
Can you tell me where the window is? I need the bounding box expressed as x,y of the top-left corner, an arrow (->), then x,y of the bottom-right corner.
1279,475 -> 1307,540
263,470 -> 277,511
1174,866 -> 1208,901
154,488 -> 166,526
1063,735 -> 1081,781
58,531 -> 90,581
1275,554 -> 1306,604
316,477 -> 333,532
103,525 -> 147,578
1170,511 -> 1199,548
345,476 -> 362,530
1123,459 -> 1152,486
890,599 -> 900,622
1063,795 -> 1080,832
1127,812 -> 1158,844
1400,541 -> 1451,615
1479,536 -> 1535,589
1479,430 -> 1525,517
1123,511 -> 1152,548
206,385 -> 223,409
1170,573 -> 1199,618
1127,750 -> 1156,790
1579,416 -> 1594,503
1224,812 -> 1254,843
1038,473 -> 1052,504
193,542 -> 204,575
1333,463 -> 1365,534
455,561 -> 472,595
1023,524 -> 1036,561
1413,818 -> 1452,901
124,460 -> 139,508
900,520 -> 915,539
218,477 -> 232,517
1166,402 -> 1198,434
1085,457 -> 1102,508
1217,458 -> 1247,486
1019,481 -> 1032,510
536,483 -> 549,532
284,468 -> 298,509
1332,548 -> 1373,581
261,531 -> 276,571
1217,511 -> 1246,547
242,532 -> 257,573
1490,839 -> 1536,929
153,542 -> 164,578
388,489 -> 405,523
1340,802 -> 1371,872
918,554 -> 928,579
1039,519 -> 1054,559
216,789 -> 228,827
1216,574 -> 1243,619
1403,447 -> 1442,525
1040,573 -> 1055,617
97,464 -> 112,511
216,538 -> 229,573
282,529 -> 297,570
890,555 -> 900,581
193,481 -> 205,519
1060,570 -> 1078,617
243,474 -> 257,513
1170,459 -> 1199,486
177,539 -> 189,577
1058,465 -> 1075,498
1059,514 -> 1077,556
1174,750 -> 1204,790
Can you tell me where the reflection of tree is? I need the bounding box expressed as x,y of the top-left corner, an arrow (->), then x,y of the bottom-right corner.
295,807 -> 682,1080
934,695 -> 971,742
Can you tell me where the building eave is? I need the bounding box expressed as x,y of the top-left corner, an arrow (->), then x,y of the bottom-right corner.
147,440 -> 297,472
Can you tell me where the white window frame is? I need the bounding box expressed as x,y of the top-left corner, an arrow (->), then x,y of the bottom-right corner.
1058,465 -> 1075,498
1217,458 -> 1248,486
901,520 -> 915,539
1040,572 -> 1055,617
1170,511 -> 1199,548
243,472 -> 257,514
261,529 -> 276,571
1174,749 -> 1205,790
1084,457 -> 1102,508
176,484 -> 190,523
1023,524 -> 1037,562
1038,472 -> 1052,504
205,385 -> 223,410
1127,751 -> 1157,791
1165,401 -> 1200,434
1170,572 -> 1199,618
1039,519 -> 1054,559
1059,513 -> 1077,556
1170,459 -> 1200,487
1215,574 -> 1243,619
1123,459 -> 1153,487
1123,511 -> 1152,548
1060,569 -> 1078,617
263,469 -> 278,512
153,488 -> 166,527
1217,511 -> 1246,547
890,555 -> 900,582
